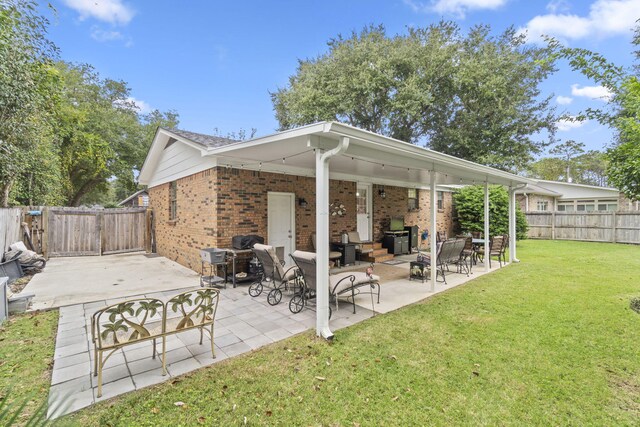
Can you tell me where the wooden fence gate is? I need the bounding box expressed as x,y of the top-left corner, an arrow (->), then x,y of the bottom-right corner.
47,207 -> 150,257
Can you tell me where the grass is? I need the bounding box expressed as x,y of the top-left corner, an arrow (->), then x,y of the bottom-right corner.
0,310 -> 58,425
3,240 -> 640,426
59,240 -> 640,426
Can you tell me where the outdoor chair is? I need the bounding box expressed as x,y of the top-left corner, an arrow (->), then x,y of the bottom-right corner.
422,238 -> 467,284
476,235 -> 507,268
460,236 -> 475,274
311,233 -> 342,267
347,231 -> 373,261
288,250 -> 380,316
471,231 -> 483,239
250,243 -> 300,305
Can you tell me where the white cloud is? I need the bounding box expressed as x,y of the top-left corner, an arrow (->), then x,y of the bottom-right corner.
546,0 -> 570,13
557,116 -> 588,131
556,95 -> 573,105
90,26 -> 123,42
403,0 -> 508,17
128,97 -> 151,113
113,97 -> 151,113
520,0 -> 640,43
62,0 -> 135,25
571,84 -> 614,101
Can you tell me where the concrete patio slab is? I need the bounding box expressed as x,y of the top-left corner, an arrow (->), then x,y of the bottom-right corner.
46,256 -> 504,420
24,252 -> 200,310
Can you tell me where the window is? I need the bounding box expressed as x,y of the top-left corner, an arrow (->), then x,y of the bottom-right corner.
408,188 -> 418,210
536,200 -> 549,211
598,203 -> 618,211
557,203 -> 575,212
169,181 -> 177,220
437,191 -> 444,211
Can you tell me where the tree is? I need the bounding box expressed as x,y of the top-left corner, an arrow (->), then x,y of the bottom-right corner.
272,22 -> 558,172
552,27 -> 640,199
453,185 -> 528,240
0,0 -> 60,207
549,139 -> 585,182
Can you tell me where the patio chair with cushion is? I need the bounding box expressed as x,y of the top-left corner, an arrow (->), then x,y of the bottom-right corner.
311,233 -> 342,267
288,250 -> 380,315
347,231 -> 373,261
250,243 -> 301,305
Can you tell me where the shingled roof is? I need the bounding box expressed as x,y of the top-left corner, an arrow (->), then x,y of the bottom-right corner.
162,128 -> 238,148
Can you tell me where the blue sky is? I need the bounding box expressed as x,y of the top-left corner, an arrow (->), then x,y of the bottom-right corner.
44,0 -> 640,154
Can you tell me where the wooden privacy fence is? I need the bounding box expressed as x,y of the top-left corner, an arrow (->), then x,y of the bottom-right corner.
0,208 -> 22,253
47,207 -> 151,257
525,212 -> 640,244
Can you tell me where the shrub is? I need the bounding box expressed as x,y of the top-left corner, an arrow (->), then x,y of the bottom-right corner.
453,185 -> 528,240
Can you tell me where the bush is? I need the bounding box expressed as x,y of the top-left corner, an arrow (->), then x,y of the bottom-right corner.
453,185 -> 528,240
630,297 -> 640,314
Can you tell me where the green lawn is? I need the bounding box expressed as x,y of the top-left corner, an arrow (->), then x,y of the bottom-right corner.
0,310 -> 58,425
4,240 -> 640,426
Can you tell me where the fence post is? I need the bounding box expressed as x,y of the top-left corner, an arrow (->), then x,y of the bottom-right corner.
42,207 -> 50,259
551,212 -> 556,240
145,209 -> 152,253
612,211 -> 617,243
99,212 -> 105,256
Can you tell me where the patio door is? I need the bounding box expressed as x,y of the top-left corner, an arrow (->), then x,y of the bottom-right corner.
267,192 -> 296,263
356,183 -> 372,241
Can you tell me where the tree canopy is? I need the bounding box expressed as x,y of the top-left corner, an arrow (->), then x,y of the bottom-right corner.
272,22 -> 558,172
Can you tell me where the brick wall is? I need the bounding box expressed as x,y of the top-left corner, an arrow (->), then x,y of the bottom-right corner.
372,184 -> 454,244
148,168 -> 219,270
149,167 -> 454,272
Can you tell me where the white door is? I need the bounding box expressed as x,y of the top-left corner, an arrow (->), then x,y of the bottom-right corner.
267,192 -> 295,263
356,183 -> 372,241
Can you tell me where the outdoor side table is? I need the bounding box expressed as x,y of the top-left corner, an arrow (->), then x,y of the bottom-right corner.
409,260 -> 430,283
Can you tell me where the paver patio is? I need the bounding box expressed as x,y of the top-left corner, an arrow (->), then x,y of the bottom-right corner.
46,257 -> 501,419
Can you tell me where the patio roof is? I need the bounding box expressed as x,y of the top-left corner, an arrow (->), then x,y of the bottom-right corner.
139,122 -> 534,189
202,122 -> 534,188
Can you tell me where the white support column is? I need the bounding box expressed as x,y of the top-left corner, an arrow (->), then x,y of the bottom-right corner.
430,170 -> 437,292
314,137 -> 349,340
315,148 -> 331,339
484,181 -> 490,272
508,186 -> 518,263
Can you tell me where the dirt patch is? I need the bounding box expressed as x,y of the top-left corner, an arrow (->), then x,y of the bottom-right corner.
611,374 -> 640,415
8,273 -> 35,294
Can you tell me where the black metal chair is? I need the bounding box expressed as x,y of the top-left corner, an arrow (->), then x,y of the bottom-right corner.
289,250 -> 380,315
250,243 -> 300,305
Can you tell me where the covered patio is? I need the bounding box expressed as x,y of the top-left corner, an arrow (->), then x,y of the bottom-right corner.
204,121 -> 532,339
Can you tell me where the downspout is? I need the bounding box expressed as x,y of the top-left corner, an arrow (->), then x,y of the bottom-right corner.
524,193 -> 529,212
315,136 -> 350,340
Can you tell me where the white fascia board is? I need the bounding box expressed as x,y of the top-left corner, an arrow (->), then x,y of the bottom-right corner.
537,179 -> 619,192
139,128 -> 210,185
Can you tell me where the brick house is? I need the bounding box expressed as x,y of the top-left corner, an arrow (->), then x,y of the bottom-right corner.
516,180 -> 638,213
140,127 -> 458,272
139,122 -> 531,338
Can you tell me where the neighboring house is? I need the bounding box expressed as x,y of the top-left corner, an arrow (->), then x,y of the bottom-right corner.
516,180 -> 639,213
118,189 -> 149,207
139,123 -> 531,279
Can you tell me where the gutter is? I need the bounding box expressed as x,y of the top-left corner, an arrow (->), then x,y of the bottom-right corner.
315,135 -> 350,341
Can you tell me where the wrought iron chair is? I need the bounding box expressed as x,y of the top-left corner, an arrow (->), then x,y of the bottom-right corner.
250,243 -> 300,305
289,250 -> 380,315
